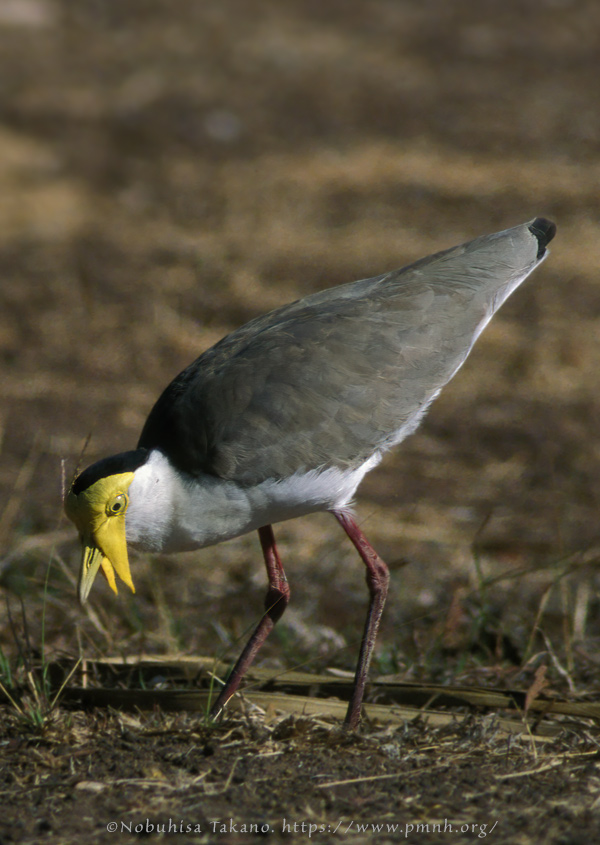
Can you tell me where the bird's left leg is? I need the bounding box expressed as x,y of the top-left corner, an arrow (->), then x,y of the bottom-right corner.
333,509 -> 390,730
209,524 -> 290,719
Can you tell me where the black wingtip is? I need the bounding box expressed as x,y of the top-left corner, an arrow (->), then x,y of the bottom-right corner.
528,217 -> 557,259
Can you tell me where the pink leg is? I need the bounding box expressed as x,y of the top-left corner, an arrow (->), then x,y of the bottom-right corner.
210,524 -> 290,718
333,510 -> 390,730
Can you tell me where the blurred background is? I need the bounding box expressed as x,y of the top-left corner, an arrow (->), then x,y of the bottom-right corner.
1,0 -> 599,683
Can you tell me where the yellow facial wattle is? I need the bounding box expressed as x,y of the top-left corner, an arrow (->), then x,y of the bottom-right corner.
64,472 -> 136,603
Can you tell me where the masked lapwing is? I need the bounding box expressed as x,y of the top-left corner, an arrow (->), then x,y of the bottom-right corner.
65,217 -> 556,728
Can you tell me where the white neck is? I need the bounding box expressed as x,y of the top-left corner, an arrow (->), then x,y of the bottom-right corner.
126,451 -> 255,553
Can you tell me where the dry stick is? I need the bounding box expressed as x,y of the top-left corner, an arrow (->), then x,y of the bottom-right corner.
0,434 -> 41,545
0,679 -> 24,715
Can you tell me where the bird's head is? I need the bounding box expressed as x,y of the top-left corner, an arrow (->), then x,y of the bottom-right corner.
65,450 -> 148,604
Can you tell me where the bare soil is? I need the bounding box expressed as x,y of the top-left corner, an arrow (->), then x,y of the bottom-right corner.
1,1 -> 600,842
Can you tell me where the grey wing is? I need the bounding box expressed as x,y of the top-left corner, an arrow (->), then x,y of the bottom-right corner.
138,219 -> 553,484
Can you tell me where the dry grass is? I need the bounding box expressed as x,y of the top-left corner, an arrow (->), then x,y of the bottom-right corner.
1,0 -> 600,842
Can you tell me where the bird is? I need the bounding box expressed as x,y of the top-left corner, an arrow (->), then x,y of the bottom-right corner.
65,217 -> 556,729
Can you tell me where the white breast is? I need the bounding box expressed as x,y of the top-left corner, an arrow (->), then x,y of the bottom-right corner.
125,449 -> 381,554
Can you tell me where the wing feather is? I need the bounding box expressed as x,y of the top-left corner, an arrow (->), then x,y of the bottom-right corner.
138,221 -> 547,484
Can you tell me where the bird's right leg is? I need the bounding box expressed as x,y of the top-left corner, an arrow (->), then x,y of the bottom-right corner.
333,510 -> 390,730
209,524 -> 290,718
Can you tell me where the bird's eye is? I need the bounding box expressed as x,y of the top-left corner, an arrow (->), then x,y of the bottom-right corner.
106,492 -> 128,517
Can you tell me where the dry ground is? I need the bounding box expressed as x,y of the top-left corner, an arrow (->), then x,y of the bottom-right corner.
1,0 -> 600,842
